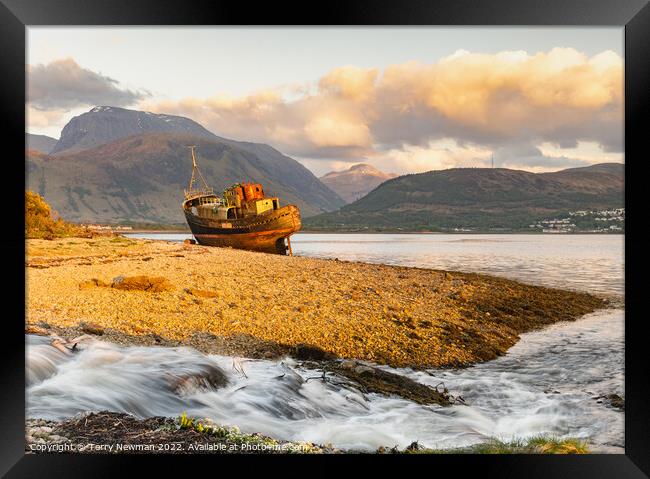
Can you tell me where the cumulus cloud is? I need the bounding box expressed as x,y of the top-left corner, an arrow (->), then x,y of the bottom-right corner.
493,142 -> 592,172
141,47 -> 622,173
28,58 -> 148,110
372,139 -> 493,175
26,105 -> 67,129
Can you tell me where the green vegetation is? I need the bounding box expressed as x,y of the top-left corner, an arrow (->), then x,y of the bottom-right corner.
177,413 -> 322,453
177,413 -> 589,454
25,190 -> 91,239
400,436 -> 590,454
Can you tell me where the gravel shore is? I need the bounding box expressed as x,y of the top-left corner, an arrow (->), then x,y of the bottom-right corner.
26,236 -> 607,368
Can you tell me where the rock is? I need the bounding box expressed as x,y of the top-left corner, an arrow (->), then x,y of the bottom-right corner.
325,361 -> 452,406
169,365 -> 229,394
339,360 -> 356,370
595,393 -> 625,410
405,441 -> 421,451
25,325 -> 49,336
80,322 -> 104,336
33,429 -> 51,439
608,394 -> 625,410
292,343 -> 335,361
111,275 -> 174,292
353,365 -> 374,375
183,239 -> 196,245
50,338 -> 74,354
185,288 -> 220,298
79,278 -> 108,289
149,333 -> 165,343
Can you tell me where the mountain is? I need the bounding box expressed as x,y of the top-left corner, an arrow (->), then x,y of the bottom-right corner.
319,164 -> 397,203
26,133 -> 58,154
27,106 -> 344,223
50,106 -> 217,154
27,132 -> 345,223
304,163 -> 624,232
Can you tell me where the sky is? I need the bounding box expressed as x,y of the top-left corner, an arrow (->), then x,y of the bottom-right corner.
27,27 -> 624,176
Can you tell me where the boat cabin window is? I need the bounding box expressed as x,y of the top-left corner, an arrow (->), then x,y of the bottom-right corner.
272,199 -> 279,210
227,208 -> 236,219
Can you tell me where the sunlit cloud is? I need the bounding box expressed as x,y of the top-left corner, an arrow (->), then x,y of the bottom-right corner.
537,141 -> 623,165
141,47 -> 622,174
26,49 -> 622,174
371,140 -> 493,175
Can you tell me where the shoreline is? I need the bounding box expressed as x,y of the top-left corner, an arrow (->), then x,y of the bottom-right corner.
25,411 -> 590,454
120,229 -> 624,235
26,236 -> 609,369
121,229 -> 190,234
297,229 -> 624,235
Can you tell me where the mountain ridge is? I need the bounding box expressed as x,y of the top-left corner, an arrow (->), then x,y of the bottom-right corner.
27,106 -> 344,223
27,131 -> 345,223
26,133 -> 58,154
305,163 -> 624,231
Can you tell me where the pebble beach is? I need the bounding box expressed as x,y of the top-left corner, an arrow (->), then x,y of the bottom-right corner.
26,236 -> 607,368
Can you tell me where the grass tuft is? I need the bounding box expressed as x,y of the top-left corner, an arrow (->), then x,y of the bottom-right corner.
403,435 -> 589,454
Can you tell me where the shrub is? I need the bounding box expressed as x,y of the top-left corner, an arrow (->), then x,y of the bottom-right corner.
25,190 -> 90,239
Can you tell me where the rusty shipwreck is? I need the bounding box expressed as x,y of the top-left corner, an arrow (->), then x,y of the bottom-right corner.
182,146 -> 301,255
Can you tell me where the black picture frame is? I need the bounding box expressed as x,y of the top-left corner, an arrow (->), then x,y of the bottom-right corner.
2,0 -> 648,476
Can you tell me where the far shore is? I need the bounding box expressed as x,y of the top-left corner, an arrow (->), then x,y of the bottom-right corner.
122,229 -> 190,234
26,236 -> 609,368
120,229 -> 624,235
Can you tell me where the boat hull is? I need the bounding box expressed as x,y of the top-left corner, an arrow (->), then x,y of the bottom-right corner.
184,204 -> 301,255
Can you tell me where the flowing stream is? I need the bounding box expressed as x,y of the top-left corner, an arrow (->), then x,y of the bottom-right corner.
28,234 -> 624,452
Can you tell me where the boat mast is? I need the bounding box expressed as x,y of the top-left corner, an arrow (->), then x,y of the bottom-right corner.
185,146 -> 213,199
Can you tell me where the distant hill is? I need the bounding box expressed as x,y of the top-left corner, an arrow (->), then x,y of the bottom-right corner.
320,164 -> 397,203
26,133 -> 58,154
27,132 -> 345,223
305,163 -> 624,232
